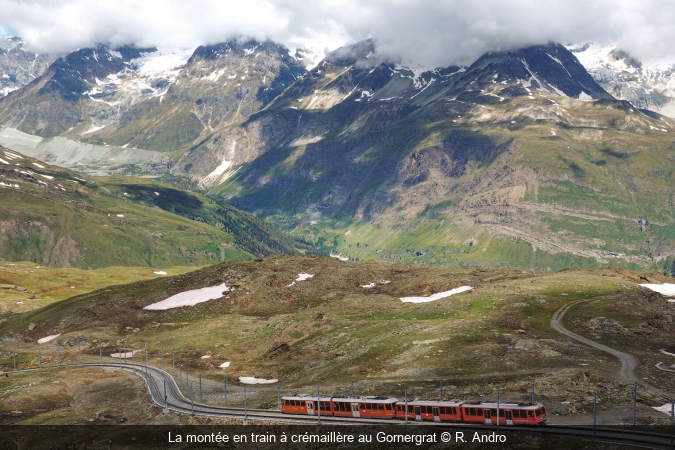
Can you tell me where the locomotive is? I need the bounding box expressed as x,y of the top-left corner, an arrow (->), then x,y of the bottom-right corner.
281,395 -> 547,426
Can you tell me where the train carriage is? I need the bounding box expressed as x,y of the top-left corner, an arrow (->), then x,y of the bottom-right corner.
330,396 -> 398,419
460,402 -> 547,426
351,397 -> 398,419
281,394 -> 333,416
396,400 -> 463,422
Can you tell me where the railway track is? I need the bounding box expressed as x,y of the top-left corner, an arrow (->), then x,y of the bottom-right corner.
6,363 -> 675,448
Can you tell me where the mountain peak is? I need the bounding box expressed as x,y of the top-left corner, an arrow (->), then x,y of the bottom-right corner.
454,42 -> 613,100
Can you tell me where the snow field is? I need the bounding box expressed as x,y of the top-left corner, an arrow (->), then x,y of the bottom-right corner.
239,376 -> 277,384
37,334 -> 61,344
400,286 -> 473,303
143,282 -> 229,310
640,283 -> 675,296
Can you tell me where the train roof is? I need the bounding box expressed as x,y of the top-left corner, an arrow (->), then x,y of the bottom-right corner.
461,402 -> 544,410
403,400 -> 463,406
282,394 -> 332,401
332,396 -> 398,403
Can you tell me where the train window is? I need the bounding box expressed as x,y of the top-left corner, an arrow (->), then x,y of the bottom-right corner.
477,408 -> 482,415
386,404 -> 391,410
536,409 -> 542,416
439,407 -> 445,414
542,407 -> 546,415
528,411 -> 534,417
469,408 -> 475,416
492,409 -> 497,417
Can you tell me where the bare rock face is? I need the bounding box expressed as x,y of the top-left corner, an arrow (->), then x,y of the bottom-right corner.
586,317 -> 632,334
0,37 -> 60,98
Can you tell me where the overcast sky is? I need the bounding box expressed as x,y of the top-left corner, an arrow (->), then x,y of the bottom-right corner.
1,0 -> 675,68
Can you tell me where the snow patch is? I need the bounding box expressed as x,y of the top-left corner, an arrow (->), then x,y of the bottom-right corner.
203,68 -> 226,82
200,355 -> 211,359
153,271 -> 168,275
32,162 -> 44,168
143,283 -> 229,310
330,253 -> 348,261
219,362 -> 231,368
287,273 -> 314,287
0,158 -> 8,165
400,286 -> 473,303
578,91 -> 593,100
362,280 -> 391,289
81,125 -> 106,135
38,174 -> 54,180
38,334 -> 61,344
239,376 -> 277,385
640,283 -> 675,296
653,402 -> 673,417
3,151 -> 22,159
110,350 -> 137,358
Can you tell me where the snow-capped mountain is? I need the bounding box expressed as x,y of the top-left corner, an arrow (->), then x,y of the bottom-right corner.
569,43 -> 675,118
0,37 -> 59,97
0,40 -> 306,149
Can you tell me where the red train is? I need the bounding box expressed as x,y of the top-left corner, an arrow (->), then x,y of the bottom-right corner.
281,395 -> 547,426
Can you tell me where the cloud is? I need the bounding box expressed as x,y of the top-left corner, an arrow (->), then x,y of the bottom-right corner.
2,0 -> 675,68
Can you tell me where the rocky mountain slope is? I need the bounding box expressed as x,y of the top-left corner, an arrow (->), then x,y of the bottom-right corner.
0,147 -> 296,268
0,37 -> 58,97
172,41 -> 675,271
3,39 -> 675,271
0,40 -> 305,154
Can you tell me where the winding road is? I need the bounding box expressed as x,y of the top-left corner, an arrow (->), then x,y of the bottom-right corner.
551,299 -> 637,381
550,299 -> 662,392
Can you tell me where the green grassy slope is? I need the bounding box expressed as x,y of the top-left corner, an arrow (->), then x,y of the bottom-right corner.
208,84 -> 675,272
0,147 -> 296,268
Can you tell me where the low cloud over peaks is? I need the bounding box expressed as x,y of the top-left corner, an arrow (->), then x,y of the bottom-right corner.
1,0 -> 675,68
